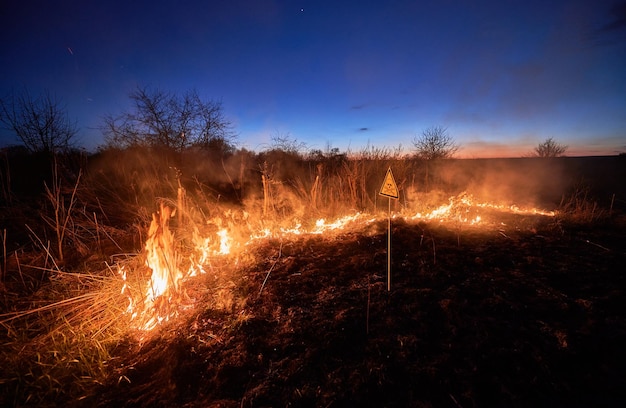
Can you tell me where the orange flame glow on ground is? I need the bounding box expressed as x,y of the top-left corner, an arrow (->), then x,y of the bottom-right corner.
405,192 -> 555,225
120,192 -> 555,331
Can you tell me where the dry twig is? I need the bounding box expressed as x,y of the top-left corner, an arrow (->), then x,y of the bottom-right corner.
258,241 -> 283,297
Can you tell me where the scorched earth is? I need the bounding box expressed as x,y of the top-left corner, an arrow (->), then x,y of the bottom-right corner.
86,207 -> 626,408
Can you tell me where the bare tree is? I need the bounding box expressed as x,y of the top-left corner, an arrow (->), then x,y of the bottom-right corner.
102,86 -> 235,152
0,89 -> 78,154
267,132 -> 307,155
412,126 -> 459,160
533,138 -> 568,157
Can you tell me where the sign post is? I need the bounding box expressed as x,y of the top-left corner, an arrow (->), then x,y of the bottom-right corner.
378,167 -> 399,291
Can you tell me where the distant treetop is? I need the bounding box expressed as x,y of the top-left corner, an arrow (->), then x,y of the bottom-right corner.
101,86 -> 235,154
412,126 -> 459,160
533,138 -> 568,158
0,88 -> 78,154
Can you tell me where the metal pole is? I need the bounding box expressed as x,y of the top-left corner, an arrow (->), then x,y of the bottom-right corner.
387,197 -> 391,291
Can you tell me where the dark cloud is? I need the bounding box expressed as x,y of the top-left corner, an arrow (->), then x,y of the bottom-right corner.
588,1 -> 626,45
600,2 -> 626,32
350,103 -> 368,110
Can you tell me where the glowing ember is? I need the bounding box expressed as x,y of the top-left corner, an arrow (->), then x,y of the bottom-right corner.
118,266 -> 137,320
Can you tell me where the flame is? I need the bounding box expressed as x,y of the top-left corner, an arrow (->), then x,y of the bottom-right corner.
120,206 -> 244,331
119,192 -> 554,332
118,266 -> 137,319
217,229 -> 231,255
145,206 -> 181,295
406,192 -> 554,225
311,213 -> 369,234
188,232 -> 211,277
134,205 -> 182,330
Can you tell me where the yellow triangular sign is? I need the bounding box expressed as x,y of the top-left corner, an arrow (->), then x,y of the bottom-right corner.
379,167 -> 399,199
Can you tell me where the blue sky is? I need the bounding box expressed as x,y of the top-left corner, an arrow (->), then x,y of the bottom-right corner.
1,0 -> 625,157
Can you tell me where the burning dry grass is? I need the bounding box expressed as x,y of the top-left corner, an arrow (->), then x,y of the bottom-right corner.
0,222 -> 252,406
1,149 -> 622,406
1,186 -> 564,405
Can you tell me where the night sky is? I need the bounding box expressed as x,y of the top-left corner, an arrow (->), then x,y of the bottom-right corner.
1,0 -> 625,157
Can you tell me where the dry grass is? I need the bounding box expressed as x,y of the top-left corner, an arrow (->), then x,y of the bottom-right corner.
556,182 -> 608,224
1,148 -> 621,406
0,263 -> 135,406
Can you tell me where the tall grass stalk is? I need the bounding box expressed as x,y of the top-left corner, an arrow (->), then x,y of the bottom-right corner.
25,224 -> 60,272
41,160 -> 81,263
0,260 -> 141,407
1,229 -> 5,282
558,183 -> 606,223
0,151 -> 10,204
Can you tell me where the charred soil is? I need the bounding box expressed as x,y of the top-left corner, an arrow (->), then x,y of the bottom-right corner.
86,215 -> 626,407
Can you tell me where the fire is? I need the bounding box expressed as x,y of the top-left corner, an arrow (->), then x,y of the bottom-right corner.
144,206 -> 180,299
188,232 -> 211,277
311,213 -> 370,234
139,204 -> 184,330
217,229 -> 231,255
119,205 -> 250,330
120,192 -> 555,332
406,192 -> 554,225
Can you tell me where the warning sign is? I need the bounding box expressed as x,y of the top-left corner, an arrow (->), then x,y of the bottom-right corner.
379,167 -> 399,199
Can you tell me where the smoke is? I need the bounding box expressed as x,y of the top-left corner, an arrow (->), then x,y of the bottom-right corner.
88,145 -> 621,231
431,158 -> 568,207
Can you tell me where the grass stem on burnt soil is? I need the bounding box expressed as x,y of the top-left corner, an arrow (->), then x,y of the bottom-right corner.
258,241 -> 282,298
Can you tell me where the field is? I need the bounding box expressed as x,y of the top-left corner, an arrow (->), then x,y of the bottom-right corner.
1,149 -> 625,407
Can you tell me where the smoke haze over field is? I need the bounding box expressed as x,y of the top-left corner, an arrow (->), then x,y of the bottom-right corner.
85,146 -> 625,229
432,159 -> 567,207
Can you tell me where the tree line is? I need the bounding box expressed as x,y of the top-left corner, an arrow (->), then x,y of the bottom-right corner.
0,86 -> 569,159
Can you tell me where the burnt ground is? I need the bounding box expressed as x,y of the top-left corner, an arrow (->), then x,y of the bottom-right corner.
85,213 -> 626,408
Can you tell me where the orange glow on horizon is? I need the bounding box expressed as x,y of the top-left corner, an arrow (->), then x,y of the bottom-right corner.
456,140 -> 620,159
